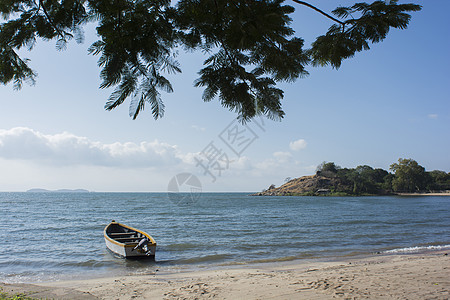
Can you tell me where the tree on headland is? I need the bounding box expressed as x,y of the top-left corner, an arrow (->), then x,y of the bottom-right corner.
0,1 -> 421,121
427,170 -> 450,191
344,165 -> 389,194
314,159 -> 437,194
316,161 -> 339,176
389,158 -> 428,192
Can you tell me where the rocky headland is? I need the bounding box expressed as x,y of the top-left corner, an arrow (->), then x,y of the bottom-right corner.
253,174 -> 350,196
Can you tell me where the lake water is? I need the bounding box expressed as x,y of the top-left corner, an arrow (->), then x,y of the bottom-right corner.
0,192 -> 449,283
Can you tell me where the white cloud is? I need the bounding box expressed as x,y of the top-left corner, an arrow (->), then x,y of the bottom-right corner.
427,114 -> 438,119
0,129 -> 320,192
0,158 -> 175,192
191,125 -> 206,132
289,139 -> 307,151
254,151 -> 293,171
0,127 -> 189,168
273,151 -> 293,163
0,128 -> 317,192
231,156 -> 252,170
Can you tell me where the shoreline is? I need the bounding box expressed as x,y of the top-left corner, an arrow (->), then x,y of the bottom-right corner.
253,190 -> 450,197
2,250 -> 449,299
395,191 -> 450,196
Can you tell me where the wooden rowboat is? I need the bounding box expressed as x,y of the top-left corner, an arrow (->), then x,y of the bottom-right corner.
104,220 -> 156,259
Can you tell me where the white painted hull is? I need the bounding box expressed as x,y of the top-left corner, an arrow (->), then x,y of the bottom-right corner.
104,237 -> 156,258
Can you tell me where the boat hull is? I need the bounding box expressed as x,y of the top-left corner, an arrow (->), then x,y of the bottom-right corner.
104,221 -> 156,259
104,237 -> 156,258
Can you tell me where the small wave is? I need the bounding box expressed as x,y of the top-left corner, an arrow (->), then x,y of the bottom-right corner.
59,259 -> 108,268
0,258 -> 108,271
332,220 -> 378,225
384,244 -> 450,254
242,255 -> 307,264
165,243 -> 199,251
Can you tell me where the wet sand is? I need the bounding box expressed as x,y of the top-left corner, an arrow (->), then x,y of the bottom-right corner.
2,251 -> 449,299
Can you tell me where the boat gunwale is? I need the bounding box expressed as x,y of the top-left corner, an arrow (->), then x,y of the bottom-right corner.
104,221 -> 156,248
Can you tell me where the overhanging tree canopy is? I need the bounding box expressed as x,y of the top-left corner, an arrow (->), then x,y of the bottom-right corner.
0,0 -> 421,121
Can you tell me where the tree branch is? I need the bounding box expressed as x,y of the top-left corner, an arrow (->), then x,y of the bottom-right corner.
39,0 -> 67,39
31,0 -> 42,18
291,0 -> 345,26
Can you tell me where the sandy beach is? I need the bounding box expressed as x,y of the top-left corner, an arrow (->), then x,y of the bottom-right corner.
2,251 -> 449,299
395,191 -> 450,196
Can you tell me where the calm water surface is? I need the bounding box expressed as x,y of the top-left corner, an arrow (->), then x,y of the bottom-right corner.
0,192 -> 449,282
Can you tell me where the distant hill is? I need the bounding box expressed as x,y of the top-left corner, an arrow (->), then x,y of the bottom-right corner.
26,188 -> 90,193
26,188 -> 50,193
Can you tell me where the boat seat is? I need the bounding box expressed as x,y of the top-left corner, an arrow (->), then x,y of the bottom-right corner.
114,237 -> 143,241
109,232 -> 137,236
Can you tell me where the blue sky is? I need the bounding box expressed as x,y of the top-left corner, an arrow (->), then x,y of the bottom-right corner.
1,1 -> 449,192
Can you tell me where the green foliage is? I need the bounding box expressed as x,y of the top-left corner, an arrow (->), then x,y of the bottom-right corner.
426,170 -> 450,191
327,191 -> 353,197
0,46 -> 36,90
0,294 -> 35,300
389,158 -> 428,192
323,158 -> 449,195
310,1 -> 421,68
349,166 -> 389,194
316,161 -> 340,175
0,1 -> 421,120
315,161 -> 398,195
0,287 -> 37,300
184,0 -> 310,121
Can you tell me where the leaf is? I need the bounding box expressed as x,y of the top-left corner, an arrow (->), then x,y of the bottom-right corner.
104,68 -> 137,110
87,41 -> 105,56
129,93 -> 146,120
55,37 -> 67,51
332,7 -> 351,19
73,26 -> 84,44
